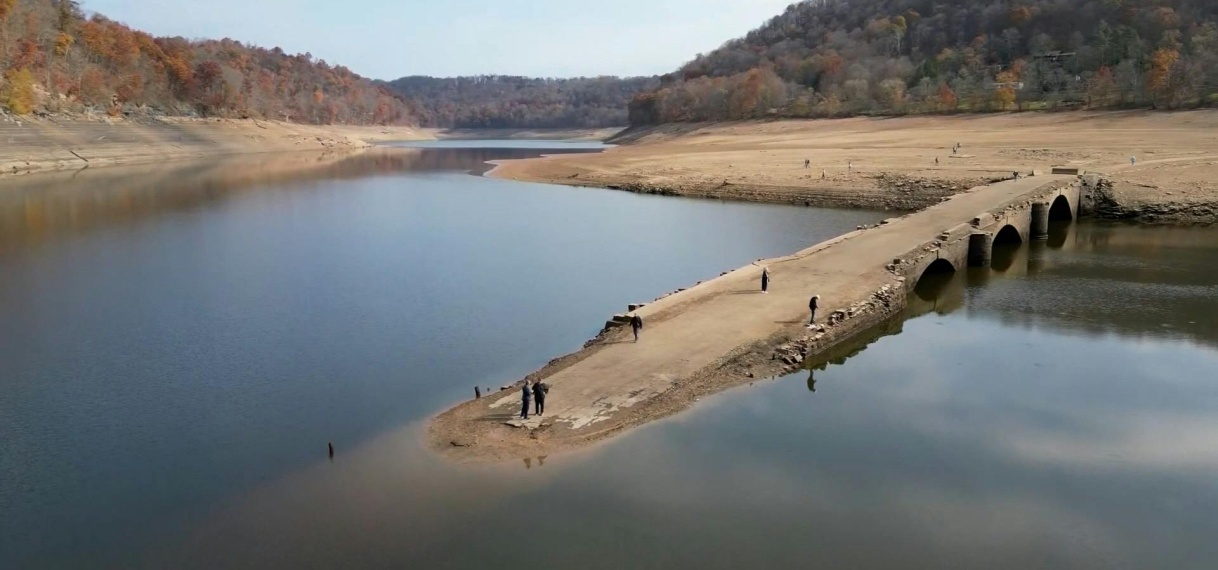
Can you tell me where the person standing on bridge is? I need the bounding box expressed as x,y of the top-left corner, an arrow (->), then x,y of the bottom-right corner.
630,314 -> 644,342
808,294 -> 820,326
532,380 -> 549,416
519,382 -> 532,420
761,267 -> 771,294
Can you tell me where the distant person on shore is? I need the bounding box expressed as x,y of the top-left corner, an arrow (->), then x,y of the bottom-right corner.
935,157 -> 939,166
520,382 -> 532,420
821,169 -> 827,179
1130,156 -> 1137,165
804,159 -> 810,169
847,161 -> 853,173
532,380 -> 549,416
761,267 -> 771,293
630,314 -> 644,342
808,295 -> 820,326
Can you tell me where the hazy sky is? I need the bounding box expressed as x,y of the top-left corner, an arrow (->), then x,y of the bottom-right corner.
82,0 -> 796,80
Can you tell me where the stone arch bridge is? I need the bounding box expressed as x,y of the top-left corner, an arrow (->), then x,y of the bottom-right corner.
434,170 -> 1086,458
904,182 -> 1081,286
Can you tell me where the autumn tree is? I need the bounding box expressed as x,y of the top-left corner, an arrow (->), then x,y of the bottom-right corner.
937,82 -> 957,112
3,68 -> 36,114
1146,48 -> 1180,108
0,0 -> 16,68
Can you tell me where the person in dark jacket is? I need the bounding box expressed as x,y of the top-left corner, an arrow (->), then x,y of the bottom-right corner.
532,380 -> 549,416
808,294 -> 820,326
520,383 -> 531,419
761,267 -> 771,293
630,314 -> 644,342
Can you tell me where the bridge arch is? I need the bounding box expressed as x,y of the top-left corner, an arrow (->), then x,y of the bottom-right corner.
993,224 -> 1023,246
990,224 -> 1024,272
914,258 -> 957,301
916,258 -> 956,283
1049,194 -> 1073,221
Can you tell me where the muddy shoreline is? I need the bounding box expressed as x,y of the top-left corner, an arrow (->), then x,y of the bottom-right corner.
0,115 -> 433,179
489,113 -> 1218,224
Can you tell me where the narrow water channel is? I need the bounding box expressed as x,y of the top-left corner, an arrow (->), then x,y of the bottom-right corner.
0,142 -> 885,568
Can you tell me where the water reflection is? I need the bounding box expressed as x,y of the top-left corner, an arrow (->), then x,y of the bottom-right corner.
0,145 -> 601,255
910,221 -> 1218,348
0,143 -> 885,569
133,220 -> 1218,569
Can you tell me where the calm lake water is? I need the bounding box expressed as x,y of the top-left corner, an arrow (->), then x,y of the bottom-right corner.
3,145 -> 1216,569
0,142 -> 885,568
139,220 -> 1218,570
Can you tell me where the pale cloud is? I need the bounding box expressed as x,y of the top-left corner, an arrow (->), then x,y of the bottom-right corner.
80,0 -> 799,79
1005,412 -> 1218,471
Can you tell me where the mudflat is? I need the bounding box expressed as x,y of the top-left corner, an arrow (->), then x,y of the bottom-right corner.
491,111 -> 1218,219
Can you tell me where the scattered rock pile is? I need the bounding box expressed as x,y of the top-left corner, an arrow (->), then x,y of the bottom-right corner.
606,182 -> 680,197
770,284 -> 901,370
1088,178 -> 1217,224
874,173 -> 994,210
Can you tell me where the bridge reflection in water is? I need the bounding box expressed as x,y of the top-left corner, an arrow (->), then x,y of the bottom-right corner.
806,218 -> 1218,395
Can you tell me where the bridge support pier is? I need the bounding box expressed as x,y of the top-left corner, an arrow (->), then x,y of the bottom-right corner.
1031,202 -> 1049,240
968,232 -> 993,267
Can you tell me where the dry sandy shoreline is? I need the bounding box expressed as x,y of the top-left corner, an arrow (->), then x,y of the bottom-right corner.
435,127 -> 623,141
491,111 -> 1218,223
0,115 -> 434,178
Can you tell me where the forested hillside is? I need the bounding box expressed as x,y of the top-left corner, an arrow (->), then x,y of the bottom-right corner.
386,75 -> 658,129
0,0 -> 413,124
630,0 -> 1218,124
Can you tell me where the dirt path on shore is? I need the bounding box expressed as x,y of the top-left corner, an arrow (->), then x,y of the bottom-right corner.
431,174 -> 1071,462
491,111 -> 1218,218
0,115 -> 432,177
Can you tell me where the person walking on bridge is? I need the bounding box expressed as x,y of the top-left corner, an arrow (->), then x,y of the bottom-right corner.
519,382 -> 532,420
532,380 -> 549,416
630,314 -> 644,342
808,295 -> 820,326
761,267 -> 771,294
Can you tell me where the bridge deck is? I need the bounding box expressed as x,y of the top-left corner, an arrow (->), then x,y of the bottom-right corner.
435,174 -> 1071,456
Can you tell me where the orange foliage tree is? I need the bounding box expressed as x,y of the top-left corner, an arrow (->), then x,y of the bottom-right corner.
937,82 -> 958,111
1147,48 -> 1181,107
3,67 -> 36,113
